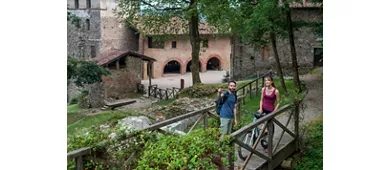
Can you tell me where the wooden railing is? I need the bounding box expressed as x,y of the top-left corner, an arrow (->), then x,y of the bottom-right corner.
236,71 -> 273,105
229,103 -> 300,170
148,85 -> 180,100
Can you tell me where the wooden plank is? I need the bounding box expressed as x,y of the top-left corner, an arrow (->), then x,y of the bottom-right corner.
273,119 -> 296,138
242,122 -> 269,169
188,114 -> 204,133
257,139 -> 296,170
106,100 -> 136,108
142,105 -> 215,131
273,111 -> 293,153
75,156 -> 84,170
234,138 -> 271,161
294,104 -> 300,151
207,111 -> 220,120
268,120 -> 274,170
231,105 -> 292,138
249,83 -> 252,99
203,113 -> 208,129
67,147 -> 91,160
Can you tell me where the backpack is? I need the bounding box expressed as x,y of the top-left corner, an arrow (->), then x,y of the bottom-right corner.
215,92 -> 237,115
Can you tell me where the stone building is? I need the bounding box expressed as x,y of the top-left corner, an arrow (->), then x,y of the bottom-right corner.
67,0 -> 322,84
67,0 -> 139,59
231,2 -> 323,79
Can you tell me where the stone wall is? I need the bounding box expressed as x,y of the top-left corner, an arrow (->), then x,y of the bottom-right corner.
231,7 -> 322,80
67,9 -> 102,59
102,70 -> 141,100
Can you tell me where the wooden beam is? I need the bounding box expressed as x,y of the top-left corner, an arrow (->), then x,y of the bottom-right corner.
142,105 -> 215,131
257,139 -> 296,170
273,111 -> 294,153
76,156 -> 84,170
231,105 -> 292,138
203,112 -> 208,129
116,59 -> 120,70
188,114 -> 204,133
242,122 -> 269,169
273,119 -> 296,138
234,138 -> 271,161
67,147 -> 91,160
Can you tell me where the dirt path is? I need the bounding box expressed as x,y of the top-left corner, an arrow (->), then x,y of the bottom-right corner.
299,72 -> 323,123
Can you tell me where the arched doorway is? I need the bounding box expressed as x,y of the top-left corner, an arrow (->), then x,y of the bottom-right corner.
186,60 -> 201,72
207,57 -> 221,70
163,60 -> 181,74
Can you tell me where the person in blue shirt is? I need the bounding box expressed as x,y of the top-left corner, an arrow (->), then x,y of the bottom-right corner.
217,80 -> 238,138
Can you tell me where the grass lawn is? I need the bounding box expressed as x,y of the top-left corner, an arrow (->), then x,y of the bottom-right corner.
239,78 -> 297,125
67,104 -> 142,136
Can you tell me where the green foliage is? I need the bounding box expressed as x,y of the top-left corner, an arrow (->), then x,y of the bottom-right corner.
67,57 -> 110,87
70,97 -> 78,105
67,11 -> 81,28
67,126 -> 159,170
136,128 -> 234,169
295,122 -> 323,170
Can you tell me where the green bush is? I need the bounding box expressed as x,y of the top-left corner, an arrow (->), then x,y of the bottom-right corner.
136,128 -> 234,169
70,98 -> 78,105
295,122 -> 323,170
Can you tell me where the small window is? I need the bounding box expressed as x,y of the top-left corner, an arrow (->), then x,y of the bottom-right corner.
75,0 -> 79,9
86,19 -> 90,30
202,39 -> 208,48
91,46 -> 96,58
86,0 -> 91,8
172,41 -> 177,48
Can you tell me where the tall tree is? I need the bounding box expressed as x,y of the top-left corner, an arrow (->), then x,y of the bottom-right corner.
116,0 -> 215,85
212,0 -> 288,93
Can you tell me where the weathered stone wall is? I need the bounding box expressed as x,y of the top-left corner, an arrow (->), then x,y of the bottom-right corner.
102,70 -> 141,100
88,82 -> 106,108
231,7 -> 322,80
100,0 -> 138,52
230,38 -> 273,80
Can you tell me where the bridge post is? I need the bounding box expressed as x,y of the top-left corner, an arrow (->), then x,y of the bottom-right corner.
75,156 -> 84,170
294,102 -> 300,151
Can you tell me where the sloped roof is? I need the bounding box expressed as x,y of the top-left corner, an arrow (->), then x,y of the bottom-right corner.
92,49 -> 156,66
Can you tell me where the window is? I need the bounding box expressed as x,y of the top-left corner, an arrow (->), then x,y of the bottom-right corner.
91,46 -> 96,58
172,41 -> 177,48
75,0 -> 79,9
202,39 -> 208,48
86,0 -> 91,8
147,37 -> 164,49
86,19 -> 90,30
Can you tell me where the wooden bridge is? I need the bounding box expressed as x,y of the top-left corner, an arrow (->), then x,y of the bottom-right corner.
67,72 -> 303,170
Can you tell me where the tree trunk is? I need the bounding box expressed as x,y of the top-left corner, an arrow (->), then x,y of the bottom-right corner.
189,0 -> 202,85
270,31 -> 288,94
285,6 -> 302,92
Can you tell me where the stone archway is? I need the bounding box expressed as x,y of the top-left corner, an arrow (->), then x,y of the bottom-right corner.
206,55 -> 223,71
163,60 -> 181,74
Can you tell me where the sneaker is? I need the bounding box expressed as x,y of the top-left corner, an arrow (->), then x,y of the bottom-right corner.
265,148 -> 268,153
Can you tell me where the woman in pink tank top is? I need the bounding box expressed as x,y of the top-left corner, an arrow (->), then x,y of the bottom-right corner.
258,76 -> 280,153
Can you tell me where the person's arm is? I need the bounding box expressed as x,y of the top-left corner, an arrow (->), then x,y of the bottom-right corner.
234,103 -> 238,126
258,87 -> 264,113
274,89 -> 280,111
217,88 -> 224,98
